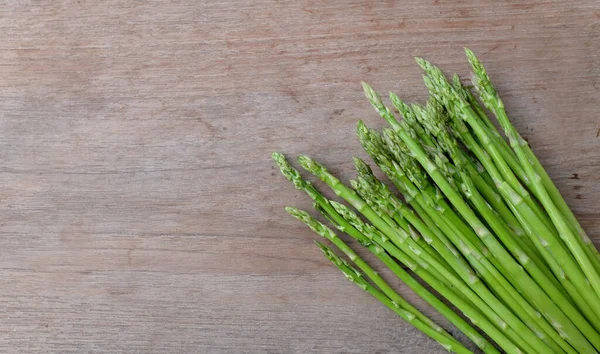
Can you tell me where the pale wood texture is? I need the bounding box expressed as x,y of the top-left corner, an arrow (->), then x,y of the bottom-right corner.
0,1 -> 598,353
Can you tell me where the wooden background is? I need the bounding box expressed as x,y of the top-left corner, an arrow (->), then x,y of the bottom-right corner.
0,1 -> 598,353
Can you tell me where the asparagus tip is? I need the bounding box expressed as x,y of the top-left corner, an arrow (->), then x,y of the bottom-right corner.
315,240 -> 344,267
271,151 -> 285,165
328,200 -> 347,215
297,155 -> 340,187
297,155 -> 317,172
452,73 -> 461,87
272,152 -> 297,182
349,178 -> 360,191
464,47 -> 499,110
389,91 -> 412,119
388,91 -> 402,110
317,243 -> 365,284
353,156 -> 373,176
361,81 -> 382,106
314,202 -> 342,230
287,206 -> 338,241
356,120 -> 371,143
356,119 -> 367,131
463,47 -> 476,62
284,206 -> 305,219
414,57 -> 429,71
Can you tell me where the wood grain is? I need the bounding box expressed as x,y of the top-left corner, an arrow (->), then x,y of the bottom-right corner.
0,0 -> 598,353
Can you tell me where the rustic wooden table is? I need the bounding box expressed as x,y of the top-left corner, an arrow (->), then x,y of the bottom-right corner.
0,1 -> 598,353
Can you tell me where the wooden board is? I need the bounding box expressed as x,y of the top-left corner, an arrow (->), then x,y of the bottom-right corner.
0,1 -> 598,352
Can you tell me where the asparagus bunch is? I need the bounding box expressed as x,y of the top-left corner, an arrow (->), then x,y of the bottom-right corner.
272,49 -> 600,353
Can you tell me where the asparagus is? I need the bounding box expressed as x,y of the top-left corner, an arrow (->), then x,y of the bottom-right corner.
357,120 -> 591,352
451,73 -> 531,190
465,48 -> 600,299
297,155 -> 550,353
448,109 -> 600,326
404,108 -> 563,291
362,81 -> 597,353
356,122 -> 526,296
497,181 -> 600,330
354,155 -> 578,353
285,206 -> 455,340
315,241 -> 474,354
458,51 -> 600,329
272,152 -> 499,353
368,128 -> 526,301
408,98 -> 524,238
324,200 -> 516,353
363,164 -> 576,353
410,103 -> 551,276
417,59 -> 556,234
272,49 -> 600,353
450,60 -> 600,336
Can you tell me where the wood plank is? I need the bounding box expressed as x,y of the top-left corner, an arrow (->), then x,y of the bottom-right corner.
0,0 -> 597,352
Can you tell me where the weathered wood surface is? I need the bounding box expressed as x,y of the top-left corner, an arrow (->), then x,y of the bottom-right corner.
0,1 -> 598,353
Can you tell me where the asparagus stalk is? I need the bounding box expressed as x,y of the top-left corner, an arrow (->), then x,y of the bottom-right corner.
272,49 -> 598,354
447,109 -> 600,325
362,81 -> 597,354
272,152 -> 493,348
405,108 -> 563,293
497,181 -> 600,329
297,154 -> 549,353
455,61 -> 581,248
465,48 -> 600,298
356,122 -> 521,289
324,199 -> 516,354
374,124 -> 491,259
315,241 -> 474,354
418,59 -> 557,235
370,131 -> 529,303
440,68 -> 600,331
422,194 -> 577,354
353,157 -> 574,353
408,103 -> 550,273
407,98 -> 523,238
355,145 -> 577,352
285,206 -> 455,339
444,113 -> 567,275
362,123 -> 571,337
452,74 -> 532,188
272,152 -> 500,353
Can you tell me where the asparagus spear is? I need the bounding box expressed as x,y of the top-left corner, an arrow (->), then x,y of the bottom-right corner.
362,81 -> 597,353
358,122 -> 570,338
297,154 -> 548,353
442,70 -> 600,332
272,152 -> 498,352
404,106 -> 565,293
407,97 -> 527,242
353,154 -> 574,354
457,50 -> 600,328
272,49 -> 599,353
357,122 -> 492,265
315,241 -> 474,354
451,73 -> 531,191
417,59 -> 557,234
285,206 -> 454,339
465,48 -> 600,297
497,181 -> 600,331
324,200 -> 515,354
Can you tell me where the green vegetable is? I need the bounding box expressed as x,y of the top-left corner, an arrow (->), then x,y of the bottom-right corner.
316,241 -> 473,354
271,49 -> 600,353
